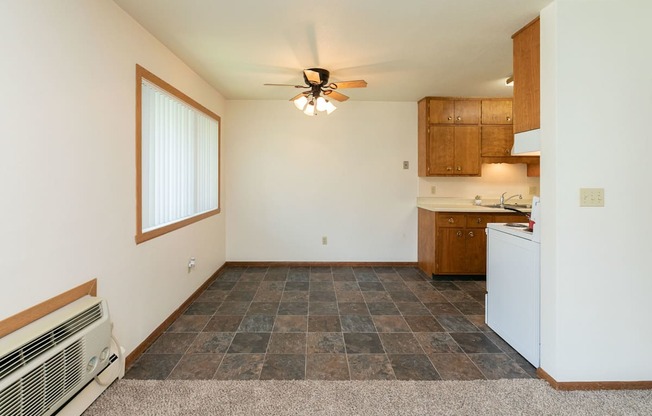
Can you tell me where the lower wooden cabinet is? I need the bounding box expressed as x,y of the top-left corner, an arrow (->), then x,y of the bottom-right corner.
418,209 -> 526,277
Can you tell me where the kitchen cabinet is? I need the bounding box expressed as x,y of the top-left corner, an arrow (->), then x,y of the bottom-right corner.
419,97 -> 538,177
418,98 -> 481,177
428,125 -> 480,175
512,17 -> 540,134
429,99 -> 480,125
417,209 -> 528,277
481,99 -> 512,125
481,126 -> 513,157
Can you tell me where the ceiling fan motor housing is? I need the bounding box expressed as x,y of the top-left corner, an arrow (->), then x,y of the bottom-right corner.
304,68 -> 330,86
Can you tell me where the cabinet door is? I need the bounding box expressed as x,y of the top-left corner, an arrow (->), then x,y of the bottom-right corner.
481,100 -> 513,125
513,18 -> 540,133
437,228 -> 467,274
454,126 -> 480,175
481,126 -> 514,157
454,100 -> 480,124
428,125 -> 455,175
465,228 -> 487,274
429,100 -> 455,124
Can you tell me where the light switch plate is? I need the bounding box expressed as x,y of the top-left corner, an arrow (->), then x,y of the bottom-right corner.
403,161 -> 409,169
580,188 -> 604,207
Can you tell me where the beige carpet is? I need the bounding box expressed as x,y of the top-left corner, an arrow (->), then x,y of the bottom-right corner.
83,379 -> 652,415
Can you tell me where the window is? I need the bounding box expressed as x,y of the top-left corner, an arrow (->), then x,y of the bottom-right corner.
135,65 -> 220,244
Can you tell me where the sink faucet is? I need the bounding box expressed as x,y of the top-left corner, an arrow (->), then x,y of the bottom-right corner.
500,192 -> 522,207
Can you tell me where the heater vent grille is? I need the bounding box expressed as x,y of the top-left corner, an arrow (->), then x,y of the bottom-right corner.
0,304 -> 102,380
0,339 -> 85,416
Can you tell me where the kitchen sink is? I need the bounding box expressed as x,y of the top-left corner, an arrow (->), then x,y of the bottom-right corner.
482,203 -> 532,209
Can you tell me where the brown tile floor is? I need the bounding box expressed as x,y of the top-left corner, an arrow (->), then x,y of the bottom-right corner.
126,266 -> 536,381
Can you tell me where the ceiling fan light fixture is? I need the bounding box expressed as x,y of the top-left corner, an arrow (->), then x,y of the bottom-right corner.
303,100 -> 316,116
325,100 -> 337,114
294,95 -> 308,110
315,96 -> 328,112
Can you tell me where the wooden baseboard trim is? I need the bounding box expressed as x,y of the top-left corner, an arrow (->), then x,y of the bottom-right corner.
224,261 -> 419,268
125,263 -> 227,369
537,367 -> 652,390
0,279 -> 97,338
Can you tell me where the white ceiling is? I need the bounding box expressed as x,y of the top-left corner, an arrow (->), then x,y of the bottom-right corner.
113,0 -> 552,102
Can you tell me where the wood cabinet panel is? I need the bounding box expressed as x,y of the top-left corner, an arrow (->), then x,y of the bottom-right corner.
513,17 -> 540,134
466,214 -> 495,228
454,126 -> 481,175
417,209 -> 437,276
428,100 -> 455,124
437,228 -> 467,274
481,126 -> 513,157
465,228 -> 487,274
428,126 -> 455,175
454,100 -> 480,124
481,100 -> 512,125
436,213 -> 466,228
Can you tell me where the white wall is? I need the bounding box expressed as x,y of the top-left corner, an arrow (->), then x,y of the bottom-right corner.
0,1 -> 227,354
540,0 -> 652,381
225,101 -> 418,261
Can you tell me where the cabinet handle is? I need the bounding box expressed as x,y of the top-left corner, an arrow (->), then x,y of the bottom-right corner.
447,116 -> 452,121
456,166 -> 462,171
476,218 -> 482,224
505,149 -> 510,154
456,116 -> 462,121
448,217 -> 455,224
446,166 -> 452,171
456,231 -> 463,237
468,231 -> 475,238
507,116 -> 511,121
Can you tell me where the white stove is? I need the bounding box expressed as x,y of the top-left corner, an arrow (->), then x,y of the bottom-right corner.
486,222 -> 534,240
485,215 -> 541,367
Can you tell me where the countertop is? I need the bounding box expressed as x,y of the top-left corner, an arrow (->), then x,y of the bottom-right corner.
417,197 -> 532,214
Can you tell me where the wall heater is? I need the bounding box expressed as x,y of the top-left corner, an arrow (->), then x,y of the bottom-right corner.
0,296 -> 125,416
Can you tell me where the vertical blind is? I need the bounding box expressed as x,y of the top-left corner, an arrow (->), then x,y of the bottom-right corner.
141,79 -> 219,232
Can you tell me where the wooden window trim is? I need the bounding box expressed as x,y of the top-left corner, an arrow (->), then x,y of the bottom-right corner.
135,64 -> 221,244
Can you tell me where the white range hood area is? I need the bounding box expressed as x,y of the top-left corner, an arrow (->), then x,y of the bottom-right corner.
511,129 -> 541,156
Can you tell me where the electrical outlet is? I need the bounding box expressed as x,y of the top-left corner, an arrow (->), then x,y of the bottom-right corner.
403,161 -> 409,169
322,236 -> 328,245
580,188 -> 604,207
188,257 -> 196,271
430,186 -> 436,195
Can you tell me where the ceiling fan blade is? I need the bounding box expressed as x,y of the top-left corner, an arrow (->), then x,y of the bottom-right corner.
324,90 -> 349,102
289,92 -> 309,101
331,80 -> 368,89
304,69 -> 321,84
264,83 -> 307,88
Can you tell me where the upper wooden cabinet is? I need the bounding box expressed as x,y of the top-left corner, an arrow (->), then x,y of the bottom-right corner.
429,99 -> 480,125
481,126 -> 513,157
428,125 -> 480,175
419,98 -> 481,177
481,100 -> 512,125
419,96 -> 539,177
480,99 -> 514,156
513,17 -> 540,134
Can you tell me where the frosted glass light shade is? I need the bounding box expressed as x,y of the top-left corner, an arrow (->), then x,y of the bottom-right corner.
316,96 -> 327,112
294,95 -> 308,110
325,100 -> 337,114
303,101 -> 315,116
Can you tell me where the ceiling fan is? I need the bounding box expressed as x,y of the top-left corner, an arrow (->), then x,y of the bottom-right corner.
264,68 -> 367,115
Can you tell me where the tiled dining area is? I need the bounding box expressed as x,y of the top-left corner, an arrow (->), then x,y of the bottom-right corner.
125,265 -> 536,381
